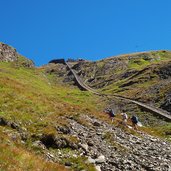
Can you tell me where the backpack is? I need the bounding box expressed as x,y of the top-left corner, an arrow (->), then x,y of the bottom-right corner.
110,109 -> 115,117
131,116 -> 138,123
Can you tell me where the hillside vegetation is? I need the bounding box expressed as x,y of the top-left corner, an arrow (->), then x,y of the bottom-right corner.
0,61 -> 104,170
72,51 -> 171,106
63,50 -> 171,138
0,43 -> 171,170
0,127 -> 67,171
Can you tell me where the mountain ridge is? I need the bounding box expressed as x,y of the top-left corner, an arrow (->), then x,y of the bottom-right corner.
100,50 -> 171,61
65,50 -> 171,111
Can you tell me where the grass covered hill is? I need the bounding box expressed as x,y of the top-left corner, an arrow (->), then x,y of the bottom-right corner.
0,43 -> 106,170
0,43 -> 171,170
0,61 -> 105,170
69,50 -> 171,112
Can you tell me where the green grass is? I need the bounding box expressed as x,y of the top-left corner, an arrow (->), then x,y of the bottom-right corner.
62,156 -> 96,171
128,51 -> 171,70
128,58 -> 150,70
0,62 -> 105,170
140,123 -> 171,141
0,62 -> 102,124
0,127 -> 68,171
95,52 -> 171,94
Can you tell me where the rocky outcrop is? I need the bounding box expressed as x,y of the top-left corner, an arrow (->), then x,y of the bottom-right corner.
161,92 -> 171,112
0,42 -> 18,62
49,59 -> 65,64
156,61 -> 171,79
0,42 -> 34,67
16,55 -> 34,68
44,63 -> 67,77
40,133 -> 78,149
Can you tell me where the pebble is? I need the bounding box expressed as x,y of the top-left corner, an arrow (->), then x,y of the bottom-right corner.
95,155 -> 105,164
86,157 -> 96,164
95,165 -> 101,171
80,143 -> 89,152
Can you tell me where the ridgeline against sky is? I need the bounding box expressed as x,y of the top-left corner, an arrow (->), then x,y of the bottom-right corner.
1,0 -> 171,66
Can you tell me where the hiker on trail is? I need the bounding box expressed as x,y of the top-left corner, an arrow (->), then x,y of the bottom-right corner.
131,115 -> 138,130
109,108 -> 115,123
104,108 -> 116,123
117,112 -> 128,127
121,112 -> 128,126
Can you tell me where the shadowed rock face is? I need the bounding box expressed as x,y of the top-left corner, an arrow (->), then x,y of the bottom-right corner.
161,93 -> 171,112
0,43 -> 18,62
49,59 -> 65,64
156,62 -> 171,79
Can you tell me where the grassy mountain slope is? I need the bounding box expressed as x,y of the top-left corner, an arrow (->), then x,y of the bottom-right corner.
0,127 -> 67,171
71,50 -> 171,109
0,62 -> 105,170
63,50 -> 171,137
1,46 -> 171,170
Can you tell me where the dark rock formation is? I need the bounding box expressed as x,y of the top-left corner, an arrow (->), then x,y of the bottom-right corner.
0,117 -> 8,126
56,126 -> 71,134
156,62 -> 171,79
49,59 -> 65,64
40,134 -> 78,149
161,93 -> 171,112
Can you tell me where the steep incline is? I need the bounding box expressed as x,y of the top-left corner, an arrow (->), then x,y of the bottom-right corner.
66,62 -> 171,121
66,62 -> 100,94
68,51 -> 171,116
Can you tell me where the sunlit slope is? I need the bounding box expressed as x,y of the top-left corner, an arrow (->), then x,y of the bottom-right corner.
0,62 -> 103,170
0,62 -> 101,124
72,50 -> 171,109
0,127 -> 67,171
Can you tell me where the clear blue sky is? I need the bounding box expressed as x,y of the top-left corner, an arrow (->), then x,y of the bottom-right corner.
1,0 -> 171,66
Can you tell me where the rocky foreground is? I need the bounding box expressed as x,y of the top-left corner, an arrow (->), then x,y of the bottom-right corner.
39,115 -> 171,171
